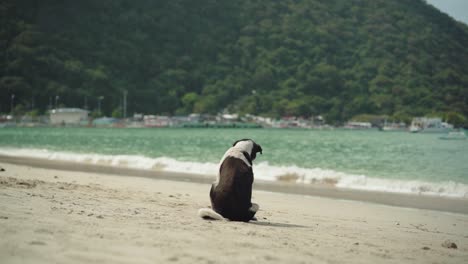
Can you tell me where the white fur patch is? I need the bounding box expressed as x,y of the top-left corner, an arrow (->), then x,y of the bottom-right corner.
214,140 -> 254,186
198,208 -> 226,221
249,203 -> 259,212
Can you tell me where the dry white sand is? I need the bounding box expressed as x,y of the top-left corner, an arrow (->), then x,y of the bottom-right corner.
1,161 -> 467,263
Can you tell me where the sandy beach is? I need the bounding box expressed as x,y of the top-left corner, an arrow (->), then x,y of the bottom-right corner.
1,159 -> 467,263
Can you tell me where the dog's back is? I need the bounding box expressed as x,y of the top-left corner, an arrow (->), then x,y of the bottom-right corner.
210,156 -> 255,221
199,139 -> 262,222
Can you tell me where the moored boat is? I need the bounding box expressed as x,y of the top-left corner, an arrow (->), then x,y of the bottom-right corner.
439,130 -> 466,140
409,117 -> 453,133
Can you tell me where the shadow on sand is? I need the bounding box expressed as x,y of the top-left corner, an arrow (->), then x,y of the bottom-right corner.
249,220 -> 309,229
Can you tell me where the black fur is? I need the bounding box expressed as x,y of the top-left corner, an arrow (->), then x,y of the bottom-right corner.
209,139 -> 262,222
210,157 -> 255,221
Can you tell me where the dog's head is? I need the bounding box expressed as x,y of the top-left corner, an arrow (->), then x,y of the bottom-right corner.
232,139 -> 263,161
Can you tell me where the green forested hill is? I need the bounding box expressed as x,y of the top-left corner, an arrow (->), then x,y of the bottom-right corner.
1,0 -> 468,123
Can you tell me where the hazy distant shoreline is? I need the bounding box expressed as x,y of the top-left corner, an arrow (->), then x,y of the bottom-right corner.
1,155 -> 466,215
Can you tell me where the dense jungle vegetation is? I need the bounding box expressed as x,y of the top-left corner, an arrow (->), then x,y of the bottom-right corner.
1,0 -> 468,124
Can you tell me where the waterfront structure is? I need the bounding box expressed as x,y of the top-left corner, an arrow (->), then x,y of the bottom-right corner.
49,108 -> 89,125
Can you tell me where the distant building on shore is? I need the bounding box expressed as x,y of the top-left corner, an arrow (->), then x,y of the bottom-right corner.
49,108 -> 89,125
143,115 -> 171,127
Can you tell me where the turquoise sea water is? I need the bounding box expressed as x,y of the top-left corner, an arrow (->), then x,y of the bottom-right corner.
0,127 -> 467,197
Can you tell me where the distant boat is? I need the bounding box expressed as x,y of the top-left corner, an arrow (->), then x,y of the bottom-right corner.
439,131 -> 466,140
381,120 -> 407,131
409,124 -> 421,133
344,121 -> 373,130
409,117 -> 453,133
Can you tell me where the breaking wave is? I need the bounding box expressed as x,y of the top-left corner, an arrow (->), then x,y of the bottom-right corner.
1,148 -> 467,198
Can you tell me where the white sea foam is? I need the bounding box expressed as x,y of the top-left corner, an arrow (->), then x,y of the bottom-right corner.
254,162 -> 468,198
0,148 -> 218,175
1,148 -> 467,198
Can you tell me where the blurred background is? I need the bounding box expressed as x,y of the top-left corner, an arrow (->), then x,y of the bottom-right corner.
1,0 -> 467,127
1,0 -> 467,198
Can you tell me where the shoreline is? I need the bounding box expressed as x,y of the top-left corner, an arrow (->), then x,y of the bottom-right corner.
1,155 -> 467,215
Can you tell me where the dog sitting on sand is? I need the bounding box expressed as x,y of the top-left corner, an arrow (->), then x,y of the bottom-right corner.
198,139 -> 262,222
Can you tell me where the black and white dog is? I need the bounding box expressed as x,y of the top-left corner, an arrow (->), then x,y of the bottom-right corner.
198,139 -> 263,222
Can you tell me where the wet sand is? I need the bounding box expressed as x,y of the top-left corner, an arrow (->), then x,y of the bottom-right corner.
0,158 -> 467,263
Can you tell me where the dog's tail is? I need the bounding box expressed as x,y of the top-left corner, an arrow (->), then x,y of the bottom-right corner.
198,208 -> 225,221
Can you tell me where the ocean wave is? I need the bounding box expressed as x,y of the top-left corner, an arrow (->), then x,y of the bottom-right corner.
254,162 -> 468,198
1,148 -> 467,198
0,148 -> 218,175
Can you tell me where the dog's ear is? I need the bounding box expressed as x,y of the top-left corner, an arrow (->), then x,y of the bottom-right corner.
251,142 -> 262,155
250,143 -> 262,161
256,144 -> 263,155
